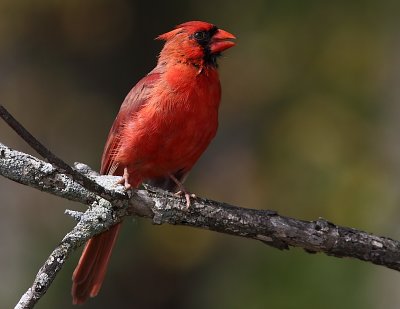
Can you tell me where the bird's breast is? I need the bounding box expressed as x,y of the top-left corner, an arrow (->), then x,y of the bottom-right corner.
117,66 -> 221,179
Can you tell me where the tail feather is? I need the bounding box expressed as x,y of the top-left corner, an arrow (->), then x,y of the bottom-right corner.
72,223 -> 122,304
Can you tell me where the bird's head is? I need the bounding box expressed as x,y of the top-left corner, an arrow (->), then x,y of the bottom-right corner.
157,21 -> 235,69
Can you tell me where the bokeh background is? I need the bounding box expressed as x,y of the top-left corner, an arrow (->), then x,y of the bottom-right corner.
1,1 -> 400,308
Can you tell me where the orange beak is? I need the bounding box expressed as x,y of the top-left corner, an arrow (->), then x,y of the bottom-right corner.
210,28 -> 236,54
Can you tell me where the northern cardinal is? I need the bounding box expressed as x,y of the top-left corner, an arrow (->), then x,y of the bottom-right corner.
71,21 -> 235,304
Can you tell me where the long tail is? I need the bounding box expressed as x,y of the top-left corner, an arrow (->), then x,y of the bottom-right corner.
71,223 -> 122,304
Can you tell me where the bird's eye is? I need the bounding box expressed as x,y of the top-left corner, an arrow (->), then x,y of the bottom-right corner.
193,31 -> 208,41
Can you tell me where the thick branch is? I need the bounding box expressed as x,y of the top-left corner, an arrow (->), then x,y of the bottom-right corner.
1,142 -> 400,308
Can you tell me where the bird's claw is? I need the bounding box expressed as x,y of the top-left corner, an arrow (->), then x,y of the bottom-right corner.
169,173 -> 196,208
116,167 -> 132,190
174,191 -> 196,208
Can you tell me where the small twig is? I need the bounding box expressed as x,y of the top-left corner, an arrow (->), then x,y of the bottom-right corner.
0,104 -> 127,202
15,201 -> 123,309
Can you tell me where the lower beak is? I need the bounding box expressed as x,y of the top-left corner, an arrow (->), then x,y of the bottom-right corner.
210,29 -> 236,54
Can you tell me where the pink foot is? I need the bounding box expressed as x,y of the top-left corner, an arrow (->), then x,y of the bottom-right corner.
169,174 -> 195,208
117,167 -> 132,190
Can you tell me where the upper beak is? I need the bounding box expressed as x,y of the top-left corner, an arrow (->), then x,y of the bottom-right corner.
210,28 -> 236,54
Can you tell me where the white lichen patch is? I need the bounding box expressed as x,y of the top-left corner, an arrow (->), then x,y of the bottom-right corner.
37,272 -> 49,285
371,240 -> 383,248
154,199 -> 164,210
256,234 -> 273,242
47,256 -> 54,265
344,235 -> 352,242
95,175 -> 125,193
40,162 -> 54,174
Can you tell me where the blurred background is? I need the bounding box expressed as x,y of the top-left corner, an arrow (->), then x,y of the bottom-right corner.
1,1 -> 400,308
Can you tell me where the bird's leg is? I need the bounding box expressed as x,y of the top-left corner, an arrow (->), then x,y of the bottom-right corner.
169,174 -> 195,208
116,167 -> 132,190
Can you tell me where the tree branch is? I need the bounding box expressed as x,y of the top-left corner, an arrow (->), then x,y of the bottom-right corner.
0,104 -> 127,202
1,142 -> 400,308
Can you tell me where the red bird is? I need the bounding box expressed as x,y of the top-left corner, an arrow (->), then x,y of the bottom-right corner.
71,21 -> 235,304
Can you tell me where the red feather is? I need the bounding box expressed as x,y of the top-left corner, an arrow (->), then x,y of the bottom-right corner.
72,21 -> 235,304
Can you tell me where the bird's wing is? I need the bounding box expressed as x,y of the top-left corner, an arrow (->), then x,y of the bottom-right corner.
100,71 -> 162,176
